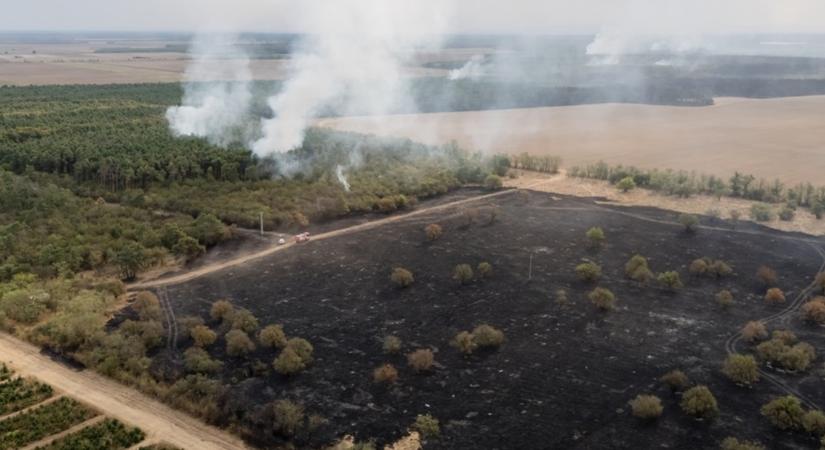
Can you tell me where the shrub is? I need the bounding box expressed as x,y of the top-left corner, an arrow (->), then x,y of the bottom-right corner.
258,324 -> 287,349
477,262 -> 493,279
383,335 -> 402,354
660,369 -> 689,391
273,399 -> 305,436
801,297 -> 825,324
373,364 -> 399,384
741,321 -> 767,342
716,290 -> 734,309
658,271 -> 684,290
190,325 -> 217,348
273,347 -> 306,375
629,394 -> 663,420
589,287 -> 616,311
231,308 -> 259,333
750,204 -> 774,222
626,255 -> 654,283
225,329 -> 255,357
407,349 -> 435,373
679,214 -> 699,233
680,385 -> 718,419
484,174 -> 503,191
453,264 -> 474,284
425,224 -> 443,242
764,288 -> 786,305
183,347 -> 223,374
756,334 -> 816,372
709,260 -> 733,278
720,437 -> 766,450
285,338 -> 313,363
722,354 -> 760,386
689,259 -> 709,276
452,331 -> 477,355
802,410 -> 825,435
210,299 -> 234,322
554,289 -> 569,307
472,324 -> 505,349
575,262 -> 602,282
391,267 -> 414,288
413,414 -> 440,439
586,227 -> 606,248
133,291 -> 161,321
760,396 -> 804,430
617,177 -> 636,193
756,266 -> 778,287
779,206 -> 795,221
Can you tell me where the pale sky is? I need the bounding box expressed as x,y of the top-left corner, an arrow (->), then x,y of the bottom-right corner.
3,0 -> 825,34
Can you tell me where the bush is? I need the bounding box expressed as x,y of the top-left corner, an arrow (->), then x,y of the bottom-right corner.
586,227 -> 606,248
554,289 -> 569,307
183,347 -> 223,374
779,206 -> 795,221
273,399 -> 305,437
39,418 -> 145,450
407,349 -> 435,373
452,331 -> 477,355
589,287 -> 616,311
383,335 -> 402,354
803,410 -> 825,435
413,414 -> 440,439
210,299 -> 234,322
710,260 -> 734,278
453,264 -> 474,284
716,290 -> 734,309
617,177 -> 636,193
689,259 -> 709,276
575,262 -> 602,283
657,271 -> 684,290
472,324 -> 505,349
190,325 -> 217,348
750,204 -> 774,222
373,364 -> 399,384
741,321 -> 768,342
679,214 -> 699,233
660,369 -> 689,391
626,255 -> 653,283
629,394 -> 663,420
720,437 -> 766,450
756,335 -> 816,372
133,291 -> 161,321
801,297 -> 825,325
484,174 -> 503,191
425,224 -> 443,242
756,266 -> 778,287
680,385 -> 718,419
285,337 -> 313,363
764,288 -> 786,305
230,308 -> 259,333
722,354 -> 760,386
477,262 -> 493,278
258,324 -> 287,349
225,329 -> 255,357
273,347 -> 306,375
391,267 -> 414,288
760,396 -> 804,430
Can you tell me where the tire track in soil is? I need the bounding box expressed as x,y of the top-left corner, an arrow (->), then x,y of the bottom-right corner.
157,286 -> 179,355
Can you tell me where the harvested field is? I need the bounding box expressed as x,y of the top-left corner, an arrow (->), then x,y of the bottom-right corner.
155,189 -> 825,449
319,95 -> 825,185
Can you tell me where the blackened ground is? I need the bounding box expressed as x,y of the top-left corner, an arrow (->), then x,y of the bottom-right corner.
158,190 -> 825,450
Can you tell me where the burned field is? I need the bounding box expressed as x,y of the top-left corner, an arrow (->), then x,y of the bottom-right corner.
157,190 -> 825,449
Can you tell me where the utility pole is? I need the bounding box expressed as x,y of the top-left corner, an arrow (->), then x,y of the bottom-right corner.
259,212 -> 264,237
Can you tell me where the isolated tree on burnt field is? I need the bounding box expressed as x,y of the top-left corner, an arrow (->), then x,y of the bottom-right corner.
453,324 -> 506,355
586,227 -> 605,249
722,354 -> 760,386
407,349 -> 435,373
741,321 -> 768,342
588,287 -> 616,311
225,329 -> 255,357
210,299 -> 235,323
756,265 -> 778,287
761,396 -> 805,430
373,363 -> 399,384
413,414 -> 440,439
230,308 -> 259,334
477,262 -> 493,278
716,289 -> 734,309
453,264 -> 474,285
690,258 -> 733,278
425,224 -> 443,242
764,288 -> 786,305
660,369 -> 689,391
802,410 -> 825,436
575,262 -> 602,283
625,255 -> 654,284
383,335 -> 402,354
801,297 -> 825,325
554,289 -> 570,307
679,213 -> 699,233
274,338 -> 314,375
258,324 -> 287,349
190,325 -> 217,348
390,267 -> 414,288
657,271 -> 684,291
629,394 -> 663,421
680,385 -> 718,420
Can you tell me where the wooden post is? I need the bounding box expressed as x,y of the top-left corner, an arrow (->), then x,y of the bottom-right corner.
259,212 -> 264,237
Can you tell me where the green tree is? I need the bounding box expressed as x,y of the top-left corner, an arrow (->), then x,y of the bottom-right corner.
617,177 -> 636,193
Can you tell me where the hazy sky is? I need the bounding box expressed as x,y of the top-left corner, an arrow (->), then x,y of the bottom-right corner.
3,0 -> 825,34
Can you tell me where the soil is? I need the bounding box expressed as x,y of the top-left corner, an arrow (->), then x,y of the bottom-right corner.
154,189 -> 825,449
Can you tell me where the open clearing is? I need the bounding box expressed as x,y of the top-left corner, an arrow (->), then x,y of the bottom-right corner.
144,188 -> 825,449
319,95 -> 825,185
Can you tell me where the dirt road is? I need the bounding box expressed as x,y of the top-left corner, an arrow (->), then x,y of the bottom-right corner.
0,333 -> 248,450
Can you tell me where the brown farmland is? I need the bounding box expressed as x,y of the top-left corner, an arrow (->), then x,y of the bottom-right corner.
319,96 -> 825,185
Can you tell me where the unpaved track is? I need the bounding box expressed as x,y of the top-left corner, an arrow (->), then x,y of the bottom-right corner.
131,178 -> 558,290
0,334 -> 249,450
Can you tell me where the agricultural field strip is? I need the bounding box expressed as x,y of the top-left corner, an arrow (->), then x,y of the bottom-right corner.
130,176 -> 561,290
19,415 -> 106,450
0,394 -> 65,422
0,334 -> 249,450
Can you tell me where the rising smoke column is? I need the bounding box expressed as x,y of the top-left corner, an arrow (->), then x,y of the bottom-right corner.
166,34 -> 253,147
251,0 -> 453,155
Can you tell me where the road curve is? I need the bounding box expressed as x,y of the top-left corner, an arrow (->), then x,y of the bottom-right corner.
0,333 -> 249,450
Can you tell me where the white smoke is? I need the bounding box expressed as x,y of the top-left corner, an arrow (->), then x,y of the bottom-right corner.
251,0 -> 453,155
165,34 -> 253,146
448,54 -> 487,81
335,165 -> 350,191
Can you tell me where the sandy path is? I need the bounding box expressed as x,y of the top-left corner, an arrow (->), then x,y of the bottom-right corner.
0,334 -> 248,450
131,177 -> 558,290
